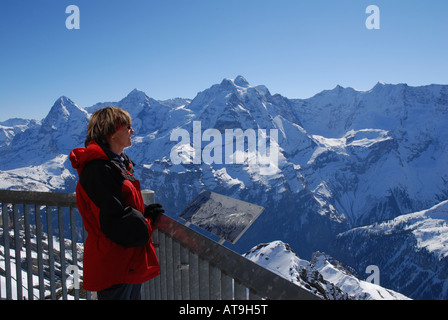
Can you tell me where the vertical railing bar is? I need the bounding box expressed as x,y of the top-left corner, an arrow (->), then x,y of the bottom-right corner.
234,279 -> 247,300
141,190 -> 155,301
165,235 -> 174,299
70,208 -> 77,267
198,257 -> 210,300
146,275 -> 154,300
221,272 -> 233,300
149,230 -> 156,300
141,280 -> 149,300
0,203 -> 2,300
152,277 -> 157,300
148,279 -> 153,300
34,204 -> 45,300
0,203 -> 1,300
189,251 -> 199,300
0,253 -> 1,300
145,269 -> 153,300
58,206 -> 67,300
147,278 -> 153,299
70,206 -> 79,300
209,264 -> 221,300
46,206 -> 56,300
0,203 -> 2,299
151,229 -> 161,300
173,239 -> 181,300
180,244 -> 190,300
158,231 -> 167,300
13,204 -> 23,300
24,204 -> 33,300
2,202 -> 12,299
140,282 -> 146,300
82,224 -> 92,300
140,281 -> 146,300
148,278 -> 156,300
140,273 -> 147,300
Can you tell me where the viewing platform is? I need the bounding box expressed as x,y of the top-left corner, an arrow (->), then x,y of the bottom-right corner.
0,190 -> 319,300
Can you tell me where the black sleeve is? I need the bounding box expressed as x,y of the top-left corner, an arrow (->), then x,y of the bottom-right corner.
80,159 -> 149,247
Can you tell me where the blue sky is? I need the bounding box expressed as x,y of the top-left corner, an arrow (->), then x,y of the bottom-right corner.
0,0 -> 447,121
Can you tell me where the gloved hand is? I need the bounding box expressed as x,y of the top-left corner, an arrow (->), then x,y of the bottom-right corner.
144,203 -> 165,223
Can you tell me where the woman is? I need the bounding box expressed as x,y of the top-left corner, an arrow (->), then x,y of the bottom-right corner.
69,106 -> 163,300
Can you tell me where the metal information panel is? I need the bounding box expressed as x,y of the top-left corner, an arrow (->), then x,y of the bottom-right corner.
179,190 -> 264,244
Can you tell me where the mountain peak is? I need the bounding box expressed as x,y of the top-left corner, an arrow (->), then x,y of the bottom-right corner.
234,75 -> 250,87
130,88 -> 144,93
120,88 -> 150,108
371,81 -> 387,91
41,96 -> 88,131
56,95 -> 73,104
46,96 -> 84,119
126,88 -> 148,99
219,75 -> 251,90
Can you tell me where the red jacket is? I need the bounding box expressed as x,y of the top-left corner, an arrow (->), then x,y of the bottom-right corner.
69,142 -> 160,291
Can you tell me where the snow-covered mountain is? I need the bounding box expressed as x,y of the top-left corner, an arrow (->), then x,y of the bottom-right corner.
292,82 -> 448,227
330,200 -> 448,300
0,97 -> 87,191
0,118 -> 40,147
244,240 -> 410,300
0,76 -> 447,299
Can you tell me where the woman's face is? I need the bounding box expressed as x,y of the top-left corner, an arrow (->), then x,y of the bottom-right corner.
109,123 -> 134,152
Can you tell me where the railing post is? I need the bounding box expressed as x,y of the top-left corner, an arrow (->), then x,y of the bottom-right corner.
234,279 -> 247,300
189,251 -> 199,299
209,264 -> 221,300
180,244 -> 190,299
165,235 -> 174,299
58,206 -> 67,300
13,204 -> 23,300
198,257 -> 209,300
35,204 -> 45,300
172,240 -> 182,299
69,206 -> 79,300
24,204 -> 33,300
220,272 -> 233,300
1,203 -> 12,299
159,231 -> 167,299
149,228 -> 161,299
46,206 -> 56,300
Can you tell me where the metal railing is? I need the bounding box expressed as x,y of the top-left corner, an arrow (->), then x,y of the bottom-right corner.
0,190 -> 84,300
0,190 -> 319,300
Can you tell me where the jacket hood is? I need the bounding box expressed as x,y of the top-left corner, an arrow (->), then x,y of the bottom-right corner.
70,142 -> 108,175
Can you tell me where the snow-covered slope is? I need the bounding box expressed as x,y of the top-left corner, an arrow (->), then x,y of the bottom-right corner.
330,200 -> 448,300
244,240 -> 410,300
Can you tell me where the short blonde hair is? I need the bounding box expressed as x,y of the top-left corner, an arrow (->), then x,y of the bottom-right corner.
85,106 -> 131,147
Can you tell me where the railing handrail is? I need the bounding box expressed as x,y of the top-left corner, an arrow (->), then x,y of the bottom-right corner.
0,190 -> 77,206
156,214 -> 319,300
0,190 -> 320,300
